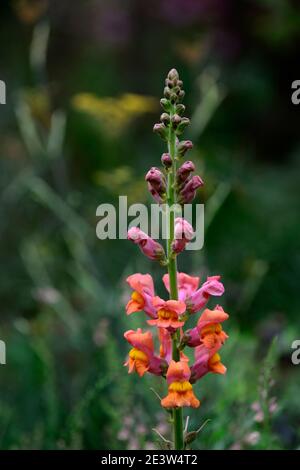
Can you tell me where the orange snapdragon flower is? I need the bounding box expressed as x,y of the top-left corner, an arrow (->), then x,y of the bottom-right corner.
161,360 -> 200,408
126,273 -> 156,318
197,307 -> 229,351
190,344 -> 227,383
148,296 -> 186,330
124,329 -> 165,376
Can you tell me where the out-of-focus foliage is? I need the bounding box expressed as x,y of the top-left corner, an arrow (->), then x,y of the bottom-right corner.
0,0 -> 300,449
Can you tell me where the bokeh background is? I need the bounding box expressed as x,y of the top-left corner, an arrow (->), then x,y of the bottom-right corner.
0,0 -> 300,450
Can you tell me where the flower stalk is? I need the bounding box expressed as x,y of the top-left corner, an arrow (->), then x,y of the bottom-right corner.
165,87 -> 184,449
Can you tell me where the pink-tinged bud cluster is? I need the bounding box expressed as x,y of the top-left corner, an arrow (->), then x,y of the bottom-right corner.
171,218 -> 195,254
127,227 -> 166,263
145,167 -> 166,204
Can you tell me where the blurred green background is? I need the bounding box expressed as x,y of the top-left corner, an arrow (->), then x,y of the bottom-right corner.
0,0 -> 300,450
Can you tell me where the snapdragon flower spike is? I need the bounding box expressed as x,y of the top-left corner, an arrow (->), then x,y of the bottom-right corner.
161,360 -> 200,408
184,306 -> 229,350
163,273 -> 224,313
148,296 -> 186,331
171,217 -> 195,254
124,68 -> 229,449
190,344 -> 227,383
124,329 -> 166,377
127,227 -> 166,263
126,273 -> 156,318
145,167 -> 166,204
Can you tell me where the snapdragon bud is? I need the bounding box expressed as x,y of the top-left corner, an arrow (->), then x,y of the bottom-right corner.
161,153 -> 172,168
147,183 -> 164,204
145,167 -> 166,192
176,117 -> 190,135
153,122 -> 167,141
177,140 -> 193,158
179,175 -> 204,204
176,161 -> 195,184
168,68 -> 179,81
128,227 -> 166,264
146,167 -> 166,204
176,104 -> 185,116
171,114 -> 182,128
171,218 -> 195,255
160,98 -> 171,112
163,87 -> 171,99
160,113 -> 170,125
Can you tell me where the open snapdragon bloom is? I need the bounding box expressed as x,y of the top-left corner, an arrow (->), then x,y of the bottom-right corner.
197,307 -> 229,350
184,306 -> 229,349
147,296 -> 186,330
124,329 -> 165,376
190,344 -> 227,383
163,272 -> 224,312
161,360 -> 200,408
126,273 -> 156,318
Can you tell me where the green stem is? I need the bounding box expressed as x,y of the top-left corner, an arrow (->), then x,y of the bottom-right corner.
166,106 -> 184,451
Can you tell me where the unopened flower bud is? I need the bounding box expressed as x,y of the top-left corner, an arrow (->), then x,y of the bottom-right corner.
153,123 -> 167,141
170,93 -> 178,104
160,113 -> 170,125
174,217 -> 195,241
147,183 -> 165,204
176,117 -> 190,135
171,114 -> 182,127
176,104 -> 185,116
171,218 -> 195,255
128,227 -> 166,263
178,90 -> 185,100
163,87 -> 171,99
176,161 -> 195,184
161,153 -> 172,168
160,98 -> 171,112
179,175 -> 204,204
177,140 -> 193,157
145,167 -> 166,192
165,78 -> 174,88
168,68 -> 179,81
146,167 -> 166,204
